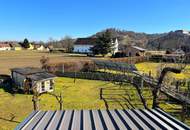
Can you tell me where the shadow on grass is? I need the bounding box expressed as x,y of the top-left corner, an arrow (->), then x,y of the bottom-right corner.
0,75 -> 15,95
100,86 -> 136,109
0,117 -> 20,124
0,114 -> 20,124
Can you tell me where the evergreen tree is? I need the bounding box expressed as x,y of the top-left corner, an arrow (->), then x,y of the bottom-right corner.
21,38 -> 30,48
91,30 -> 114,56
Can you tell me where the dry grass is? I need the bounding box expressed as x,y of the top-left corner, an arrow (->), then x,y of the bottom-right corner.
0,50 -> 91,74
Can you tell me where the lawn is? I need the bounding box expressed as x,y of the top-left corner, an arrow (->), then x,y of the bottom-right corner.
136,62 -> 190,80
1,77 -> 150,130
1,77 -> 189,129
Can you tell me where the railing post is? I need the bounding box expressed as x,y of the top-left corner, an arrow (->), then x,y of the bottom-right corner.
141,77 -> 144,88
149,71 -> 151,78
188,81 -> 190,98
176,81 -> 179,92
181,103 -> 187,122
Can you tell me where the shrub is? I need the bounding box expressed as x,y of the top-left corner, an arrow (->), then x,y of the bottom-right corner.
46,60 -> 95,73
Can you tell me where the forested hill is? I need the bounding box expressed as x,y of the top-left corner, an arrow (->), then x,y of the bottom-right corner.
147,30 -> 190,51
91,28 -> 190,51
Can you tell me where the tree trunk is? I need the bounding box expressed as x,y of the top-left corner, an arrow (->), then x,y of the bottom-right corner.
152,67 -> 181,109
32,95 -> 39,110
59,93 -> 63,110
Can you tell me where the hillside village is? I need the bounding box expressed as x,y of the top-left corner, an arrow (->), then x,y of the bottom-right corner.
0,29 -> 189,57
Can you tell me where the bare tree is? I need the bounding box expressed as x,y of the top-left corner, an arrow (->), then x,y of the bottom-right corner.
32,86 -> 40,110
60,36 -> 74,53
152,67 -> 182,108
152,55 -> 187,108
40,56 -> 50,71
32,86 -> 63,110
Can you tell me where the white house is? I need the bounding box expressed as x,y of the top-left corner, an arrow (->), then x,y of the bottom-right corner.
111,38 -> 119,54
0,43 -> 11,51
11,67 -> 56,94
73,38 -> 96,53
175,30 -> 190,36
34,44 -> 46,51
73,38 -> 119,54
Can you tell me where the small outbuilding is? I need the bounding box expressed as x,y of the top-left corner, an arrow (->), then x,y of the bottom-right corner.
11,67 -> 56,94
123,45 -> 146,57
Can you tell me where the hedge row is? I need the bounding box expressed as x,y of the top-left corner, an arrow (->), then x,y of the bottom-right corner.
46,56 -> 147,74
46,60 -> 95,73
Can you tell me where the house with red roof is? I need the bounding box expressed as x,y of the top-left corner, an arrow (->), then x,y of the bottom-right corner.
0,43 -> 11,51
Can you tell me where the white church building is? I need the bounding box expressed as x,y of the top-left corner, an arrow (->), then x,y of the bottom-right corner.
73,38 -> 119,54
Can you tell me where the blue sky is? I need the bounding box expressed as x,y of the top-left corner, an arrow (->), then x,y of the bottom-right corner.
0,0 -> 189,41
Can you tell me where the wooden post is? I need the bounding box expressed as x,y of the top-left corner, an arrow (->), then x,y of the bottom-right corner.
62,64 -> 64,74
181,103 -> 187,122
176,81 -> 179,92
131,76 -> 134,84
149,71 -> 151,78
141,77 -> 144,88
74,71 -> 76,83
100,88 -> 103,100
59,93 -> 63,110
188,81 -> 190,98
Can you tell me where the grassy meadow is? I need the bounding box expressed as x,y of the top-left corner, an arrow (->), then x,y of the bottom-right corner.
0,50 -> 91,74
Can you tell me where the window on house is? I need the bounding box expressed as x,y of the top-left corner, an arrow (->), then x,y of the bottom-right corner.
41,82 -> 45,91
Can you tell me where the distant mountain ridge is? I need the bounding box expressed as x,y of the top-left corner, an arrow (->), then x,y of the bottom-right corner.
91,28 -> 190,52
147,30 -> 190,51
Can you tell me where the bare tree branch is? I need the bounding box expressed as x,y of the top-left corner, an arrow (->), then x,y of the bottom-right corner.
152,67 -> 182,108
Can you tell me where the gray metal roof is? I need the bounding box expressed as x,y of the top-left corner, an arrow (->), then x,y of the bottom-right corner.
132,46 -> 146,51
11,67 -> 56,81
27,72 -> 56,81
11,67 -> 45,75
15,108 -> 190,130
